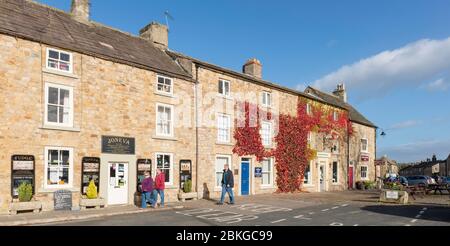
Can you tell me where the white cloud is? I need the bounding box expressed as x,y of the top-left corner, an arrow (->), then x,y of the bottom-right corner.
309,37 -> 450,101
423,78 -> 449,91
388,120 -> 421,130
378,139 -> 450,162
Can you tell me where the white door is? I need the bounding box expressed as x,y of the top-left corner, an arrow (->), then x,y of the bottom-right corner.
108,162 -> 129,205
319,162 -> 326,192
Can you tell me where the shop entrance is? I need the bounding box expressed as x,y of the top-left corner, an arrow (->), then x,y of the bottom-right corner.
108,162 -> 129,205
319,162 -> 326,192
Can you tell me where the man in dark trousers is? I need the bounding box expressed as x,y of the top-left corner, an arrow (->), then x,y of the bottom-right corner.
218,164 -> 235,205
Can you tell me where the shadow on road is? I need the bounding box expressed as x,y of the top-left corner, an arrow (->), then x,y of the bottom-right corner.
361,205 -> 450,223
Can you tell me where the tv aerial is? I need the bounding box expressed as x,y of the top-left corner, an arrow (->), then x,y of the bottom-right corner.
164,11 -> 175,32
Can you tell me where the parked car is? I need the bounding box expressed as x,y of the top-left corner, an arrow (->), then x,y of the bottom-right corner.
384,176 -> 408,186
441,177 -> 450,184
399,176 -> 408,186
406,176 -> 434,186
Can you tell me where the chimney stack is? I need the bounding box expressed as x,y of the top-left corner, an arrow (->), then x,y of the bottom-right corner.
71,0 -> 90,23
333,83 -> 347,102
243,58 -> 262,79
139,22 -> 168,50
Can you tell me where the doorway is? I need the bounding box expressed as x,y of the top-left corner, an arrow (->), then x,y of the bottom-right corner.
319,162 -> 326,192
241,160 -> 250,196
348,166 -> 354,189
107,162 -> 129,205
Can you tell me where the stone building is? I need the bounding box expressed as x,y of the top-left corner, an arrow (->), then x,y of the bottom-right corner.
399,154 -> 447,177
0,0 -> 377,214
375,155 -> 399,179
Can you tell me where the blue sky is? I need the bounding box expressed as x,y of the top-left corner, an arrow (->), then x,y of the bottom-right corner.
37,0 -> 450,162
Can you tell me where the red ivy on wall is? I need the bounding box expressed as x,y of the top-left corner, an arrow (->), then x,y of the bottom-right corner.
233,99 -> 353,193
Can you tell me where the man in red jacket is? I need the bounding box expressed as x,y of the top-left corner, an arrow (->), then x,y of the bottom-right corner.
153,168 -> 165,208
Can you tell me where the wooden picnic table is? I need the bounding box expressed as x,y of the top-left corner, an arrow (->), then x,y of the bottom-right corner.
405,185 -> 427,200
427,184 -> 450,195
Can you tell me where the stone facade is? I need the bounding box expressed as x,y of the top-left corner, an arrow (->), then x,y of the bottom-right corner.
349,123 -> 377,187
0,34 -> 196,214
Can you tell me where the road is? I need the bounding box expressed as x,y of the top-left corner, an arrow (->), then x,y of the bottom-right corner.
44,191 -> 450,226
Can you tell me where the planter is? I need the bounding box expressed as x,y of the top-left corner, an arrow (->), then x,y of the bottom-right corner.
379,189 -> 409,204
178,192 -> 198,202
9,200 -> 42,215
80,198 -> 106,210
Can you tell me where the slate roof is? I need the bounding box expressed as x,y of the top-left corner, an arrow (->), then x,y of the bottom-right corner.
0,0 -> 191,79
305,86 -> 377,128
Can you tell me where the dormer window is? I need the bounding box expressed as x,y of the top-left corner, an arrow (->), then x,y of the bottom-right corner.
46,48 -> 73,73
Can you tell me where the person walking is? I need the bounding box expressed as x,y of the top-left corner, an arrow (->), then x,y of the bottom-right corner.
217,164 -> 235,205
141,171 -> 155,209
154,168 -> 166,208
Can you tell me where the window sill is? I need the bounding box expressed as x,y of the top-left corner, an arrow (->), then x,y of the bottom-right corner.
164,185 -> 177,190
216,95 -> 233,101
38,187 -> 78,193
216,142 -> 233,146
43,68 -> 79,79
152,135 -> 178,141
40,125 -> 81,132
332,183 -> 340,186
154,91 -> 175,98
303,184 -> 314,187
260,185 -> 275,190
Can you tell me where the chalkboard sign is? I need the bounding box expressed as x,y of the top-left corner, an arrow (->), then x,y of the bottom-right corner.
255,167 -> 263,178
54,190 -> 72,211
101,136 -> 135,155
11,155 -> 35,198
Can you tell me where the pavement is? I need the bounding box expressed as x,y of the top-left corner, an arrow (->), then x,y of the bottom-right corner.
22,190 -> 450,226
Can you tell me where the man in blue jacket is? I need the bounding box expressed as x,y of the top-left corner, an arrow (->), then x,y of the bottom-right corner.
218,164 -> 235,205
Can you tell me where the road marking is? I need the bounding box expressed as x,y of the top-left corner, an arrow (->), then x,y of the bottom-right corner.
341,204 -> 349,207
322,209 -> 330,211
293,215 -> 312,220
271,219 -> 287,224
415,214 -> 421,218
308,212 -> 315,215
330,222 -> 343,226
422,207 -> 427,211
405,224 -> 411,226
419,211 -> 425,214
410,219 -> 417,223
294,215 -> 304,218
332,206 -> 340,210
349,210 -> 361,214
353,224 -> 359,226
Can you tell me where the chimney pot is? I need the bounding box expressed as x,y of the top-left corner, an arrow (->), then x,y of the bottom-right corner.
243,58 -> 262,79
139,22 -> 168,50
71,0 -> 90,23
333,83 -> 347,102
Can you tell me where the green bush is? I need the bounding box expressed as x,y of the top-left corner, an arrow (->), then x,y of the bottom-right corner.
86,180 -> 98,199
183,179 -> 192,193
18,183 -> 33,202
364,181 -> 376,190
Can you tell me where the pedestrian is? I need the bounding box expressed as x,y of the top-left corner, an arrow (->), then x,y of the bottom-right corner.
217,164 -> 235,205
141,171 -> 155,209
154,168 -> 165,208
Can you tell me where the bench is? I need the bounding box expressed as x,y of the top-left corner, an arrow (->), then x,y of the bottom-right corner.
405,186 -> 427,200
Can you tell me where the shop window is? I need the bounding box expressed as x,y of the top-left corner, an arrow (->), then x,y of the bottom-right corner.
156,103 -> 173,136
361,165 -> 368,180
46,48 -> 73,73
218,79 -> 230,97
217,113 -> 231,143
261,121 -> 273,147
215,155 -> 231,188
332,162 -> 338,183
45,147 -> 73,188
156,75 -> 173,95
44,83 -> 73,127
304,162 -> 312,185
156,153 -> 173,185
261,158 -> 273,186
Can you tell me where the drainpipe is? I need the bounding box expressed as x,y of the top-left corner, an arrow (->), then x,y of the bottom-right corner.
347,126 -> 350,189
195,65 -> 200,198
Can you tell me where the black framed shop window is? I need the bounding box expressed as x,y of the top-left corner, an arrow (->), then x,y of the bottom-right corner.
137,159 -> 152,193
179,160 -> 192,190
11,155 -> 35,198
81,157 -> 100,195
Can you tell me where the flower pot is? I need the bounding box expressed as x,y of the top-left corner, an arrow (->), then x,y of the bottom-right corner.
178,192 -> 198,202
80,197 -> 106,210
379,189 -> 408,204
9,200 -> 42,215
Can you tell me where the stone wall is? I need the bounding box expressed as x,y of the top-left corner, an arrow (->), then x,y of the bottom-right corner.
349,122 -> 377,186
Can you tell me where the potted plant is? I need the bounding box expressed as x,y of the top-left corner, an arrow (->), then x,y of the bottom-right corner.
355,181 -> 364,190
379,181 -> 408,204
364,181 -> 376,190
80,180 -> 106,210
178,180 -> 198,202
9,183 -> 42,215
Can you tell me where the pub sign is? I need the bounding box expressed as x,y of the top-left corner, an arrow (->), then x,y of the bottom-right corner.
101,136 -> 135,155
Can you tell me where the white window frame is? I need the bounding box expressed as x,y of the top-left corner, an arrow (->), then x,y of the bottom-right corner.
260,121 -> 273,147
360,165 -> 369,180
304,161 -> 312,185
215,155 -> 232,189
333,111 -> 338,121
261,91 -> 272,108
306,103 -> 312,115
307,132 -> 313,146
332,161 -> 339,184
46,48 -> 73,74
44,82 -> 74,128
261,158 -> 274,187
217,113 -> 231,143
155,152 -> 174,185
218,79 -> 231,97
361,138 -> 369,153
44,146 -> 74,189
156,103 -> 174,137
156,75 -> 174,95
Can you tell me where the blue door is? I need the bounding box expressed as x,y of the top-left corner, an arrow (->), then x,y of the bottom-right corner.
241,162 -> 250,195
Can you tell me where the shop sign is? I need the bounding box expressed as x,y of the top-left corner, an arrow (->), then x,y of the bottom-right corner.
101,136 -> 135,155
255,167 -> 262,178
137,159 -> 152,172
361,154 -> 369,162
